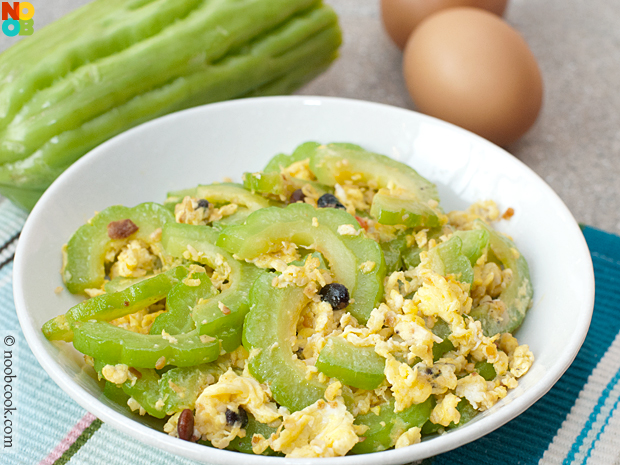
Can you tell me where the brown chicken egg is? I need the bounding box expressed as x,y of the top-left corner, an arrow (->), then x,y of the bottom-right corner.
403,7 -> 543,147
381,0 -> 509,50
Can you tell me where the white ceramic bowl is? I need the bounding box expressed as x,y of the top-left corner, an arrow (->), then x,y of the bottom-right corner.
14,96 -> 594,464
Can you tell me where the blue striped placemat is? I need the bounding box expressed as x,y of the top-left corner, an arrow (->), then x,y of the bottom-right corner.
0,197 -> 617,465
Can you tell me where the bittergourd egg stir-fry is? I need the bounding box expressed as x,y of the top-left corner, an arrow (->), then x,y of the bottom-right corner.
43,142 -> 534,457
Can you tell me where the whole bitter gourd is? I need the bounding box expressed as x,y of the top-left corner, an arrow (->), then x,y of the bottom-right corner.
0,0 -> 342,210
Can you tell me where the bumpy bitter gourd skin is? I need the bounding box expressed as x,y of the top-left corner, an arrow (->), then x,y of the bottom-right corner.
0,0 -> 342,209
263,141 -> 321,173
243,171 -> 330,200
245,142 -> 332,198
196,183 -> 271,211
217,202 -> 386,323
453,228 -> 490,266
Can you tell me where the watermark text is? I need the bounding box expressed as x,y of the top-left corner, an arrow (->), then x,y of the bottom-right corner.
2,332 -> 17,452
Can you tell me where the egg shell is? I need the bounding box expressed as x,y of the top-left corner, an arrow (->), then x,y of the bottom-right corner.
403,7 -> 543,147
381,0 -> 509,50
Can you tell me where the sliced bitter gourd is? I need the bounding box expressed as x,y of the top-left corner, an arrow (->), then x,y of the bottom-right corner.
62,202 -> 174,295
351,397 -> 434,454
149,271 -> 217,336
263,141 -> 322,173
469,220 -> 533,336
217,202 -> 386,323
160,222 -> 263,338
72,322 -> 223,368
453,229 -> 490,266
164,183 -> 269,213
43,266 -> 188,342
309,143 -> 442,228
243,273 -> 327,412
427,236 -> 474,286
242,171 -> 330,200
315,337 -> 386,390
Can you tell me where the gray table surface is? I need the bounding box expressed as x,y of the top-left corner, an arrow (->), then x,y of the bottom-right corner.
2,0 -> 619,234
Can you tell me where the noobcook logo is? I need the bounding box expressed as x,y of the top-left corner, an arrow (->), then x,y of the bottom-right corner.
2,2 -> 34,37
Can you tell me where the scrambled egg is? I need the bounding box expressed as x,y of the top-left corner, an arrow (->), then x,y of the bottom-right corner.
109,240 -> 157,279
175,196 -> 211,225
101,364 -> 131,385
455,373 -> 508,411
384,355 -> 432,412
337,224 -> 361,236
472,261 -> 512,306
282,159 -> 315,181
209,204 -> 238,223
272,255 -> 333,301
128,397 -> 147,416
258,397 -> 364,458
297,300 -> 338,364
334,181 -> 375,216
395,426 -> 421,449
300,184 -> 322,208
109,304 -> 164,334
175,196 -> 239,225
210,254 -> 232,291
84,287 -> 105,298
181,246 -> 232,292
192,368 -> 282,448
359,261 -> 376,273
247,241 -> 300,272
447,200 -> 500,230
430,393 -> 461,427
510,345 -> 534,378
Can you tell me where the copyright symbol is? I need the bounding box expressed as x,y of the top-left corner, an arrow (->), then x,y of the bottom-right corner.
4,336 -> 15,346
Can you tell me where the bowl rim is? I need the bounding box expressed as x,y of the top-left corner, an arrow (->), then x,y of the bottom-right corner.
13,95 -> 595,464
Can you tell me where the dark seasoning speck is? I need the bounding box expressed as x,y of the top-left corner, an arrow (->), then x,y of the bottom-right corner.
320,283 -> 350,310
225,406 -> 248,428
289,189 -> 306,204
317,193 -> 345,210
196,199 -> 210,209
